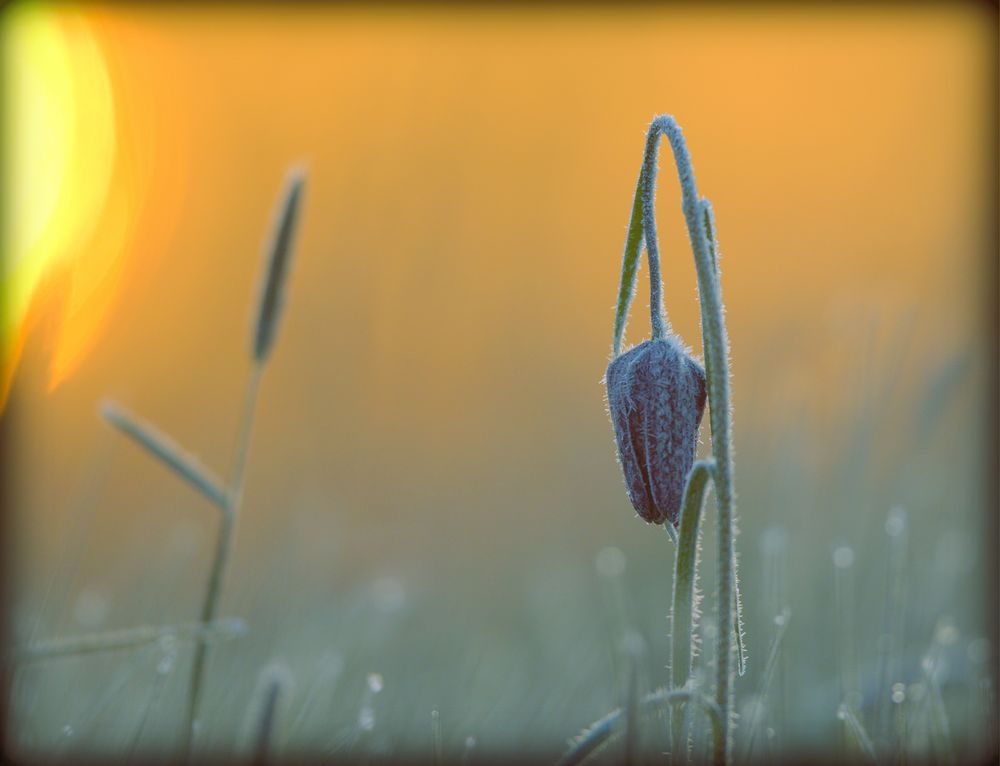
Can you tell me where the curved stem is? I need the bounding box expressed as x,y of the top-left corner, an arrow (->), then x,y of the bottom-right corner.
558,688 -> 723,766
642,114 -> 740,765
670,460 -> 715,756
640,128 -> 669,341
610,131 -> 675,356
664,521 -> 679,545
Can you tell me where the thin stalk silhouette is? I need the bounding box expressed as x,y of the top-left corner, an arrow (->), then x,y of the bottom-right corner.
101,169 -> 306,757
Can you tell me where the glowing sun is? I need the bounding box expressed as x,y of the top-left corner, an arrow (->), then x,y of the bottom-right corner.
3,6 -> 136,406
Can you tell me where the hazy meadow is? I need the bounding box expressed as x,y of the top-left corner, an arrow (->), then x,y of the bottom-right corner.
2,4 -> 995,762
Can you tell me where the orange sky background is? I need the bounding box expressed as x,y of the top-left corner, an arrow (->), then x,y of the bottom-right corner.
3,4 -> 994,586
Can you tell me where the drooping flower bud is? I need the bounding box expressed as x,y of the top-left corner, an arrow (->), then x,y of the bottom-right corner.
605,336 -> 706,527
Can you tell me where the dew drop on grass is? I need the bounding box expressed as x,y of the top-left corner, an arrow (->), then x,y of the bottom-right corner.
832,546 -> 854,569
935,617 -> 959,646
885,506 -> 907,537
595,546 -> 626,578
358,673 -> 384,732
221,617 -> 249,638
157,654 -> 176,675
157,634 -> 178,675
358,707 -> 375,732
891,683 -> 906,704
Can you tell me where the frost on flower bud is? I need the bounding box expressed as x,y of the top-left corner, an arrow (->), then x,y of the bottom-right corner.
605,336 -> 707,526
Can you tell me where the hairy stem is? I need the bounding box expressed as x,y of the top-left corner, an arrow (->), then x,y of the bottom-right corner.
610,130 -> 674,355
670,460 -> 714,756
702,200 -> 747,679
639,128 -> 669,341
558,688 -> 723,766
643,115 -> 740,765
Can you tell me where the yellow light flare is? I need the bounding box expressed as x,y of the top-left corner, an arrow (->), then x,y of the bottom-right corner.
2,5 -> 123,406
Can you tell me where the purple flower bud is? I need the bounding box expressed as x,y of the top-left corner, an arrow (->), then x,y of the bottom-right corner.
605,337 -> 707,527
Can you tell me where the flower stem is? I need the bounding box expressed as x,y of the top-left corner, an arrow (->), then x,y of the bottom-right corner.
640,129 -> 669,341
671,459 -> 714,757
641,114 -> 741,765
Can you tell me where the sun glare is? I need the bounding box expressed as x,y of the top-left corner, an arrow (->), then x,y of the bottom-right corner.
2,6 -> 121,406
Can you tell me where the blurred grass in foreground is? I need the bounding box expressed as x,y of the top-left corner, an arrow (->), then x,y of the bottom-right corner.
5,310 -> 994,763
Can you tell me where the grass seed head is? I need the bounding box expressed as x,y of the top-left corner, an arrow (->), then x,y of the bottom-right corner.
605,336 -> 706,526
253,167 -> 306,363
